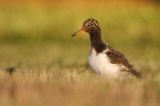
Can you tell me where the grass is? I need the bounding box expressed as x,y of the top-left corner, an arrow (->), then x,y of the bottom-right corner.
0,4 -> 160,106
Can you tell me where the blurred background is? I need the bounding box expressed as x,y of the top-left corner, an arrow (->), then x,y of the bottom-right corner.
0,0 -> 160,106
0,0 -> 160,65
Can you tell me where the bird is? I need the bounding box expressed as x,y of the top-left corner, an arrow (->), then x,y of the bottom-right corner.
72,18 -> 142,79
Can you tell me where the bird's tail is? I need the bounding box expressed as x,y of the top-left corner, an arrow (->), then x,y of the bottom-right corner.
131,68 -> 142,79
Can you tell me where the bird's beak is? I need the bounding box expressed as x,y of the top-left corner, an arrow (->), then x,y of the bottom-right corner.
72,28 -> 84,37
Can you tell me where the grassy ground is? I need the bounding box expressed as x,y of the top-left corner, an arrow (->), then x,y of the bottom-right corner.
0,5 -> 160,106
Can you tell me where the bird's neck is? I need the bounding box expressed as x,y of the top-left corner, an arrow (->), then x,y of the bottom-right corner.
89,29 -> 106,53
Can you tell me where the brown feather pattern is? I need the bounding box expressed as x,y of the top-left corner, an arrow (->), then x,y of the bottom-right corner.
73,18 -> 142,79
106,45 -> 142,79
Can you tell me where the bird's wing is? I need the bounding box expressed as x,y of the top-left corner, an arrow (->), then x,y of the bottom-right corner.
106,45 -> 132,69
106,45 -> 142,78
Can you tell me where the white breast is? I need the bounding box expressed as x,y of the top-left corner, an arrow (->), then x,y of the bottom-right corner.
88,49 -> 121,78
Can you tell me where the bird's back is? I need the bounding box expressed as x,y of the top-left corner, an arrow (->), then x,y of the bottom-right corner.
88,44 -> 142,79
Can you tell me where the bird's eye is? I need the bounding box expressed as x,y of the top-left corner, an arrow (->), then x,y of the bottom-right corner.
87,24 -> 90,27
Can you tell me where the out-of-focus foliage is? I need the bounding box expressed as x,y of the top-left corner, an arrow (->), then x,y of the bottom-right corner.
0,1 -> 160,106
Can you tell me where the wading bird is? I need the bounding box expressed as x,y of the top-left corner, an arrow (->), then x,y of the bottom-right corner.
72,18 -> 141,79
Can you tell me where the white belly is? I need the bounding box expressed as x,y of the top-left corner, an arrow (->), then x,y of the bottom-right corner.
88,49 -> 121,78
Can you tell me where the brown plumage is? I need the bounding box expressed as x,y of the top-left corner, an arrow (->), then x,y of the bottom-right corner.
106,45 -> 142,79
72,18 -> 142,79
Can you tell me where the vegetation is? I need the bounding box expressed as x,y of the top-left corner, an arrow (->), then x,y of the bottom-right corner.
0,4 -> 160,106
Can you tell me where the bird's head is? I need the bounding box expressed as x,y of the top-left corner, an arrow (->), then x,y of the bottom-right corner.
72,18 -> 100,37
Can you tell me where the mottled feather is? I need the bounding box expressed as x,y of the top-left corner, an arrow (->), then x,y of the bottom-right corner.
106,45 -> 142,79
72,18 -> 142,79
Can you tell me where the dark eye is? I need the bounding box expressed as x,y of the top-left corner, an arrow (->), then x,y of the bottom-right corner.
87,24 -> 90,27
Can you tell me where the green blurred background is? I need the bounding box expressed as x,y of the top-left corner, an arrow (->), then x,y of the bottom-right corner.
0,0 -> 160,106
0,0 -> 159,67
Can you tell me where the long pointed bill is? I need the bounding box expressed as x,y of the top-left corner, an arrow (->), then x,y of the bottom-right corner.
72,28 -> 84,37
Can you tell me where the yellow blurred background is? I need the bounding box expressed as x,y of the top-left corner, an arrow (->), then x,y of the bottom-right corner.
0,0 -> 160,106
